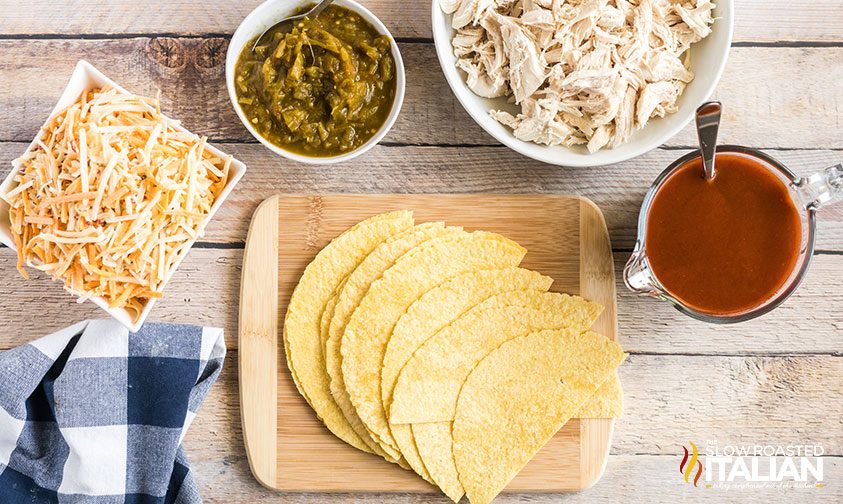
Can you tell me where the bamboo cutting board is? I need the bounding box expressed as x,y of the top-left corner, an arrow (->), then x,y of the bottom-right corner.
239,194 -> 618,494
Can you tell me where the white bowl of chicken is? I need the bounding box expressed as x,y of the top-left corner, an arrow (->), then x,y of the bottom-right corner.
432,0 -> 733,167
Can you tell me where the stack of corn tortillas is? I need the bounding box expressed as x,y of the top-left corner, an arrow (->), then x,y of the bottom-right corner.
284,211 -> 627,504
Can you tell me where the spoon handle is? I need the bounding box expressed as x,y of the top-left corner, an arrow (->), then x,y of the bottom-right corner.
251,0 -> 335,52
695,101 -> 722,179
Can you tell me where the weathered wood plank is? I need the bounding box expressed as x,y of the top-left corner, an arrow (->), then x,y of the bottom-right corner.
617,255 -> 843,356
0,247 -> 241,350
214,146 -> 843,251
734,0 -> 843,43
180,348 -> 843,504
1,248 -> 840,355
1,5 -> 838,504
7,143 -> 840,250
182,350 -> 843,463
0,39 -> 469,145
0,41 -> 840,149
0,0 -> 432,39
0,0 -> 841,43
187,454 -> 843,503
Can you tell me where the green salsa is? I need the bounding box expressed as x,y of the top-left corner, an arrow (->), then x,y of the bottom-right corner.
234,4 -> 397,157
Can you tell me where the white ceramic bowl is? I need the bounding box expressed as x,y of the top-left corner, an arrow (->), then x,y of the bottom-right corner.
432,1 -> 734,167
0,60 -> 247,332
226,0 -> 406,164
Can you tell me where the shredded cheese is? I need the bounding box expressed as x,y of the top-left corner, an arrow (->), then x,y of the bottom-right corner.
0,87 -> 231,321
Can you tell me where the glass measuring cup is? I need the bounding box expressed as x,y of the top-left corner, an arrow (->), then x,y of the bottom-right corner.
624,145 -> 842,323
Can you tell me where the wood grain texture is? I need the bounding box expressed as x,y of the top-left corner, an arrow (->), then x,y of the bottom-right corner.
178,349 -> 843,501
0,3 -> 840,502
0,41 -> 840,149
185,352 -> 843,459
186,454 -> 843,503
238,196 -> 279,489
577,199 -> 617,490
245,194 -> 615,492
0,1 -> 841,42
1,248 -> 840,355
8,144 -> 839,251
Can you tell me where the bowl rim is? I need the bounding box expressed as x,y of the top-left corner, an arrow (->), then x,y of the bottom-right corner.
430,0 -> 735,167
225,0 -> 406,165
0,60 -> 247,332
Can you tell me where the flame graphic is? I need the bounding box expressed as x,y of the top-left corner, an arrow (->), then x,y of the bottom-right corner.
679,441 -> 703,487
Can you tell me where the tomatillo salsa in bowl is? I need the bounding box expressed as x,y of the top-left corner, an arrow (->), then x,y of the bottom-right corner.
226,0 -> 405,164
624,146 -> 842,323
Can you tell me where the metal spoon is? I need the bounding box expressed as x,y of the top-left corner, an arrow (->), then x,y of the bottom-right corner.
251,0 -> 335,53
695,101 -> 722,179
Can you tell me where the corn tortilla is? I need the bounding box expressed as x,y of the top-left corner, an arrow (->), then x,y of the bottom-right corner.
283,210 -> 413,453
319,286 -> 342,357
389,293 -> 602,425
408,373 -> 622,500
324,222 -> 459,463
410,378 -> 623,501
386,274 -> 554,483
324,223 -> 448,357
340,231 -> 527,455
381,268 -> 553,414
391,291 -> 600,497
576,372 -> 624,417
390,417 -> 434,484
453,330 -> 627,504
414,423 -> 464,503
319,291 -> 383,457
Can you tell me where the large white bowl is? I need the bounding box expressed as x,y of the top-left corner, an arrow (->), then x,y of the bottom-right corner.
226,0 -> 406,164
432,1 -> 734,167
0,60 -> 247,332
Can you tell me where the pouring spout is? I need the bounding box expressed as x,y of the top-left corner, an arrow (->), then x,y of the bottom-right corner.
623,248 -> 660,297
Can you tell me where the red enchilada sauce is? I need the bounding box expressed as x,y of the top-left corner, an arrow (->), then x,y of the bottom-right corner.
645,153 -> 802,316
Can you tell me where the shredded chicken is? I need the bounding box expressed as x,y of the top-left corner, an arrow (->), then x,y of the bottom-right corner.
443,0 -> 716,152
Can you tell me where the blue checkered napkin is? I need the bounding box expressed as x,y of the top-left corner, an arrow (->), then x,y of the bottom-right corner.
0,319 -> 225,504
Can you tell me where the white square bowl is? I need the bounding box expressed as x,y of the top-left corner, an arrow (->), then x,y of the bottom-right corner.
0,60 -> 247,332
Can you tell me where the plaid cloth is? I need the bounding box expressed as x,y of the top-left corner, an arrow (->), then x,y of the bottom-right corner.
0,320 -> 225,504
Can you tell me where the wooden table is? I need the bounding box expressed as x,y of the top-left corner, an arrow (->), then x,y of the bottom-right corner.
1,1 -> 841,502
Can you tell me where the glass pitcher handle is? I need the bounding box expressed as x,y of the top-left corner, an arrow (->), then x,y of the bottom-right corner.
799,163 -> 843,210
